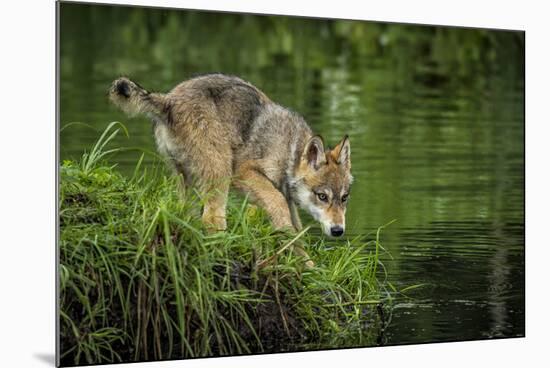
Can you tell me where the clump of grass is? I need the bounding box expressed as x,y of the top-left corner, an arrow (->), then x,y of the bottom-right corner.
59,123 -> 391,366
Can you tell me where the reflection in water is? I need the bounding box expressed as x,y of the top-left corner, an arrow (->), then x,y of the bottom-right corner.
60,3 -> 524,345
382,222 -> 524,344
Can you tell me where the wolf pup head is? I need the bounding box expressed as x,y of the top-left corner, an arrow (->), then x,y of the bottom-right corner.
293,135 -> 353,237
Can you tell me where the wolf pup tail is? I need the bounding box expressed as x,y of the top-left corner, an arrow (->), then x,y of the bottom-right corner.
109,77 -> 169,119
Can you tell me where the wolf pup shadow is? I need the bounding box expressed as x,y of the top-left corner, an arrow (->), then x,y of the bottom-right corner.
109,74 -> 352,266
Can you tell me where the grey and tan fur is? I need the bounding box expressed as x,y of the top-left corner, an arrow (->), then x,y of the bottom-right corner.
109,74 -> 353,266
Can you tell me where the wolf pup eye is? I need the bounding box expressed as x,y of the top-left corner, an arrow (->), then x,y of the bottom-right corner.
341,194 -> 349,202
316,192 -> 328,202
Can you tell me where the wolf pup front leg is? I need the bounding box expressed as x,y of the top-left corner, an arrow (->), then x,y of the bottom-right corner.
234,161 -> 294,229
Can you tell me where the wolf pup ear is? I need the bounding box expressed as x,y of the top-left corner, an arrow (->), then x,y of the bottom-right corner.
302,135 -> 326,170
332,135 -> 351,168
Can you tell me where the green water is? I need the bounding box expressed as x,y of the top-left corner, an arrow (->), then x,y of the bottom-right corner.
59,3 -> 524,346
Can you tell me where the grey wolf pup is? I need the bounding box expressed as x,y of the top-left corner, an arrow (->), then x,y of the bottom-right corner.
109,74 -> 353,265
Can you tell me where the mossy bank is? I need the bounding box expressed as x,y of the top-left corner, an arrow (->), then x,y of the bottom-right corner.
59,124 -> 392,366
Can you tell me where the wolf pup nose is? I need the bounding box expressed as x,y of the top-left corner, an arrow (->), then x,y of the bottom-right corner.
330,226 -> 344,237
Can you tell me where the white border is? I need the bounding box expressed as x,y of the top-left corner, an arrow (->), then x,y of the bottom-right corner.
1,0 -> 548,367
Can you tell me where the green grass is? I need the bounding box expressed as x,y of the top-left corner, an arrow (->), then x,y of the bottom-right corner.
59,123 -> 392,366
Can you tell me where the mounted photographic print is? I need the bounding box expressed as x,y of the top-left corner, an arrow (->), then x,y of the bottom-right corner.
57,1 -> 525,366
